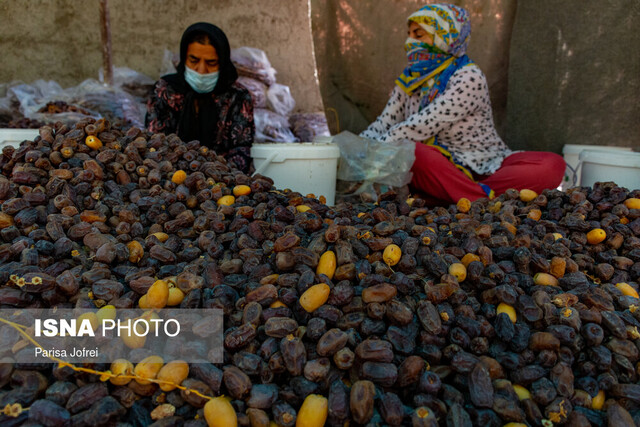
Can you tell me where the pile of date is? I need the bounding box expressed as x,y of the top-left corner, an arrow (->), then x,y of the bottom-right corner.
1,118 -> 640,427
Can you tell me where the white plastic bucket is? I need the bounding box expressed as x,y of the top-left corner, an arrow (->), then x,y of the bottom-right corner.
251,142 -> 341,205
579,149 -> 640,189
561,144 -> 632,189
0,129 -> 40,149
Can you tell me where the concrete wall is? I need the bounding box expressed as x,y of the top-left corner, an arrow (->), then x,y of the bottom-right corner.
0,0 -> 324,113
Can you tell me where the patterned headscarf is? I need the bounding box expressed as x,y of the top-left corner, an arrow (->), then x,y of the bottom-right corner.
396,4 -> 473,109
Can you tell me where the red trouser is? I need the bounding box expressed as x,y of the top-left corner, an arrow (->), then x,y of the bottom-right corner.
411,144 -> 566,206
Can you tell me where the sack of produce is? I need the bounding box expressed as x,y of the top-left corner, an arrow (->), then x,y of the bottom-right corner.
231,47 -> 277,86
254,108 -> 297,143
237,77 -> 268,109
266,83 -> 295,117
289,112 -> 331,142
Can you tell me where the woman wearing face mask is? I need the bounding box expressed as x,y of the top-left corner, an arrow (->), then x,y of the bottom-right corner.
146,22 -> 254,173
361,4 -> 565,205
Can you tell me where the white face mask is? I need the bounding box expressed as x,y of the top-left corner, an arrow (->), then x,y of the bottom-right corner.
184,67 -> 219,93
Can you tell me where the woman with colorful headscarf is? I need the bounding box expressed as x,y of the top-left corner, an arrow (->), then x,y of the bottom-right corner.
146,23 -> 255,173
361,4 -> 565,205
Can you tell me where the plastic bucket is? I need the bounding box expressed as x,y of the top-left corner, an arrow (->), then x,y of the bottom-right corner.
251,142 -> 341,205
0,129 -> 40,149
579,149 -> 640,189
561,144 -> 632,190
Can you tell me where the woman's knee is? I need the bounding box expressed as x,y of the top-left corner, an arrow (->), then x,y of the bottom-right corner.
542,152 -> 566,180
528,152 -> 565,189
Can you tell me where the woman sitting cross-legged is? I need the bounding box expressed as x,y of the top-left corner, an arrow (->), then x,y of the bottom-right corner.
361,4 -> 565,205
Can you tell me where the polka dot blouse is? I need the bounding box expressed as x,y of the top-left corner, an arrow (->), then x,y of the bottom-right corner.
360,64 -> 512,175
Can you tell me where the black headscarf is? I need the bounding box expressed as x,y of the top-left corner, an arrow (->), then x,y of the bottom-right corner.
162,22 -> 238,147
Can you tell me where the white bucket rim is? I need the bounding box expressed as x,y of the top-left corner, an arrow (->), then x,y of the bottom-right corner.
562,144 -> 632,155
0,128 -> 41,133
0,128 -> 40,141
251,142 -> 340,161
252,141 -> 337,147
579,149 -> 640,168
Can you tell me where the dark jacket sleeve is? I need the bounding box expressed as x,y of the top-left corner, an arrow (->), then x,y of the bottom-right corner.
145,79 -> 180,135
223,88 -> 255,173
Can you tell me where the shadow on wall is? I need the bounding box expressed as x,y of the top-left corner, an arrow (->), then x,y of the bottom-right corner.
310,0 -> 517,138
505,0 -> 640,153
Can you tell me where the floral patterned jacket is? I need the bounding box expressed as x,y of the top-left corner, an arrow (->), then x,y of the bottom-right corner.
146,79 -> 255,173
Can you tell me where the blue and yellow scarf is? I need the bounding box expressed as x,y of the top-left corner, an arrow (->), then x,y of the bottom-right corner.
396,4 -> 473,109
397,44 -> 473,110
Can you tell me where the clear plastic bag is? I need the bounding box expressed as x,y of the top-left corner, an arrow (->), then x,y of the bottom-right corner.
0,81 -> 39,127
0,93 -> 15,127
7,78 -> 147,128
266,83 -> 295,117
335,180 -> 411,204
231,47 -> 277,86
289,113 -> 331,142
9,80 -> 100,125
237,77 -> 268,109
69,80 -> 146,128
334,131 -> 415,187
100,67 -> 155,99
254,108 -> 297,143
0,88 -> 13,117
9,80 -> 65,114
